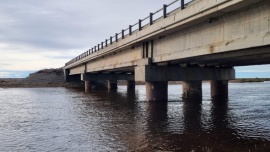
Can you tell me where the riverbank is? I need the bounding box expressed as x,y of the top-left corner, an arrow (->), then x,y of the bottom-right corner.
230,78 -> 270,83
1,69 -> 269,88
0,68 -> 83,88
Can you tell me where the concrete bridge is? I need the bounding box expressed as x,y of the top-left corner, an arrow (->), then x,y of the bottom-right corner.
63,0 -> 270,101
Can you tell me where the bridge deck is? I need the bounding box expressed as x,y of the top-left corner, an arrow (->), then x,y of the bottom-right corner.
64,0 -> 270,76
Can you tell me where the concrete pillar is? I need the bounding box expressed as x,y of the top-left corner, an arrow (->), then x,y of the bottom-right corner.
182,81 -> 202,99
127,80 -> 135,90
146,81 -> 168,102
85,81 -> 90,92
211,80 -> 228,99
107,80 -> 117,90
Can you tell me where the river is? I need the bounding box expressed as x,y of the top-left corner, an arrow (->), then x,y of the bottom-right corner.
0,83 -> 270,151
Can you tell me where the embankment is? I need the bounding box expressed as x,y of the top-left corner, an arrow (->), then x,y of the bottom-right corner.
0,68 -> 83,88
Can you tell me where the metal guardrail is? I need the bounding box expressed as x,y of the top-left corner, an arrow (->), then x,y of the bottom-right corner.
65,0 -> 188,66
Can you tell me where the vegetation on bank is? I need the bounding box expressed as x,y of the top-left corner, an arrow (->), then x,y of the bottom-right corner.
230,78 -> 270,83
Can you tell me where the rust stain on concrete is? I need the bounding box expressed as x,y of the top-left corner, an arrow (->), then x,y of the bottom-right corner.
209,45 -> 215,53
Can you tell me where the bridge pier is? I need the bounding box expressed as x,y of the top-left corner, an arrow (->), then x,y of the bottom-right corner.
211,80 -> 228,99
127,80 -> 135,91
81,73 -> 134,91
135,65 -> 235,101
85,80 -> 90,92
107,80 -> 118,90
182,81 -> 202,100
84,80 -> 107,91
146,81 -> 168,102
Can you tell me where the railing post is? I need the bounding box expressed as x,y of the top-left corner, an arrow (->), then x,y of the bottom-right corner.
98,44 -> 100,50
105,39 -> 108,47
139,19 -> 142,31
95,46 -> 97,52
115,33 -> 118,42
150,13 -> 153,25
110,36 -> 113,44
101,42 -> 104,49
129,25 -> 132,35
163,4 -> 167,18
181,0 -> 185,10
122,30 -> 125,39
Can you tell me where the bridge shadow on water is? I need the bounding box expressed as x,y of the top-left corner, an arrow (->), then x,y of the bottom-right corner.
67,87 -> 270,152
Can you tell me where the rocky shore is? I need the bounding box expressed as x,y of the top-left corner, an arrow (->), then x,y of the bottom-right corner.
0,68 -> 83,88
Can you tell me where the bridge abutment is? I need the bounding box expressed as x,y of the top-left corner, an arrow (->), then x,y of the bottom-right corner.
211,80 -> 228,99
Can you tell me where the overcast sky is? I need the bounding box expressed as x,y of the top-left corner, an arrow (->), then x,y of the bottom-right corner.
0,0 -> 269,78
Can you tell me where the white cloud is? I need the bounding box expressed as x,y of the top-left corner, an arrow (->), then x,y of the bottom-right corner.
0,0 -> 170,74
0,0 -> 269,78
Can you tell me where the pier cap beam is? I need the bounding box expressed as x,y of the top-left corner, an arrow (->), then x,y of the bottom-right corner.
135,66 -> 235,82
81,73 -> 134,81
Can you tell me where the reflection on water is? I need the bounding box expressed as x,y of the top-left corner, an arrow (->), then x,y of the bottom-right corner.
0,83 -> 270,151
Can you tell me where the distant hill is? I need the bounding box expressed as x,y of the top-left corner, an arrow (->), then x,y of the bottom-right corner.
21,68 -> 65,85
0,68 -> 82,87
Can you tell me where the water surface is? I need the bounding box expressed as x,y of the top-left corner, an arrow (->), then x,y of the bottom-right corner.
0,83 -> 270,151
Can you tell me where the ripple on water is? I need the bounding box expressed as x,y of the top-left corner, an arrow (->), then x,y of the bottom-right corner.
0,85 -> 269,151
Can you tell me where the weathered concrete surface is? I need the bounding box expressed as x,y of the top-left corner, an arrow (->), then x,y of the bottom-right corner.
85,81 -> 90,92
81,73 -> 134,81
69,65 -> 85,75
152,0 -> 270,64
85,46 -> 142,72
182,81 -> 202,99
135,66 -> 235,82
146,81 -> 168,102
65,0 -> 269,75
211,80 -> 228,99
63,0 -> 270,101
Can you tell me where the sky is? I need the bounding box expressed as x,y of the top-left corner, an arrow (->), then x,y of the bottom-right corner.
0,0 -> 269,78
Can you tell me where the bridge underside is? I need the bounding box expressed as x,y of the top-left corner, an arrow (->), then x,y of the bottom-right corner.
64,0 -> 270,101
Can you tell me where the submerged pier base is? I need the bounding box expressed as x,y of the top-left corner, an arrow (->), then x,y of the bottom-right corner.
127,80 -> 136,91
146,81 -> 168,102
182,81 -> 202,100
211,80 -> 228,99
107,80 -> 118,90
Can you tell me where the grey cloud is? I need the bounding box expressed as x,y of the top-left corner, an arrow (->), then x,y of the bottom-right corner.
0,0 -> 168,52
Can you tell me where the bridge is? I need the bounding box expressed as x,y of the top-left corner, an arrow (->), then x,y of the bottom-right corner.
63,0 -> 270,101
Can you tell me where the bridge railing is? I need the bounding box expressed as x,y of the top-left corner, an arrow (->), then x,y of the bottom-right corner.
65,0 -> 189,66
